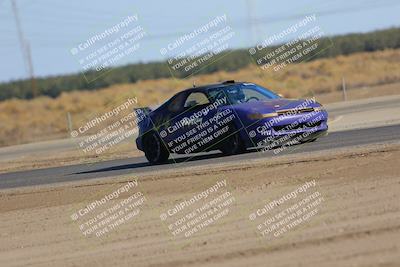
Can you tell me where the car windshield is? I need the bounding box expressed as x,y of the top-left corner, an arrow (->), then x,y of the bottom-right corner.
207,84 -> 280,105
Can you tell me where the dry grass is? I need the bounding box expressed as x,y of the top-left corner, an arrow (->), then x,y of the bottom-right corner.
1,49 -> 400,146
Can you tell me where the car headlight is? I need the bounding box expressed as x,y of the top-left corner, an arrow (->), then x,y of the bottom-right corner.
313,106 -> 325,112
247,112 -> 278,120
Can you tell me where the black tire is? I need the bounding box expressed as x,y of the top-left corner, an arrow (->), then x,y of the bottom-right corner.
143,132 -> 170,164
219,127 -> 246,155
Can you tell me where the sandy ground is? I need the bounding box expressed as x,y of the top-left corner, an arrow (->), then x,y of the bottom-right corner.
0,142 -> 399,267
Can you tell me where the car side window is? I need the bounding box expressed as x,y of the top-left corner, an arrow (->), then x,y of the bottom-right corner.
241,88 -> 267,101
184,92 -> 210,108
168,92 -> 187,113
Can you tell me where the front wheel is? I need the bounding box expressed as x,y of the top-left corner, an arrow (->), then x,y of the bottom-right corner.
143,132 -> 170,164
219,128 -> 246,155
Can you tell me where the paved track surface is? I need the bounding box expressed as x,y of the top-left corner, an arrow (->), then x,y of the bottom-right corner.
0,124 -> 399,189
1,94 -> 399,161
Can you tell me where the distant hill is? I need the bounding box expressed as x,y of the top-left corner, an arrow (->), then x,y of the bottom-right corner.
0,27 -> 399,101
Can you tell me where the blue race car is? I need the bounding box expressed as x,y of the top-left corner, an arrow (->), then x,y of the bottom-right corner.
135,80 -> 328,164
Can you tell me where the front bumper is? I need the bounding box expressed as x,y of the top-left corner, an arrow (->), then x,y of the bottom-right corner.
243,110 -> 328,147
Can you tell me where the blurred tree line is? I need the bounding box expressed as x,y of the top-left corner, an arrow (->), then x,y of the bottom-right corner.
1,27 -> 399,101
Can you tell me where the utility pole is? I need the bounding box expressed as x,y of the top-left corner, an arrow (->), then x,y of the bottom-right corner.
11,0 -> 37,97
246,0 -> 258,45
25,42 -> 37,97
342,76 -> 347,101
66,112 -> 73,137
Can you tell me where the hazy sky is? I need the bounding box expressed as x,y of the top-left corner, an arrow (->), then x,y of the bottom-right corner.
0,0 -> 399,82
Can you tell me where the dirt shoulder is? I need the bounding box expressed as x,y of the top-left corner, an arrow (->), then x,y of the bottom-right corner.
1,143 -> 399,266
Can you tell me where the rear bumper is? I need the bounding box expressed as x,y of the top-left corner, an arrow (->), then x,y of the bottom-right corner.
136,137 -> 144,151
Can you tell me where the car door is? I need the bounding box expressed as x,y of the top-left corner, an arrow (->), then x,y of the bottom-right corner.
158,91 -> 217,154
153,91 -> 189,154
178,91 -> 217,153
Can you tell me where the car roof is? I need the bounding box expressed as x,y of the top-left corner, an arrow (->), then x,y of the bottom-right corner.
154,81 -> 253,112
181,81 -> 246,93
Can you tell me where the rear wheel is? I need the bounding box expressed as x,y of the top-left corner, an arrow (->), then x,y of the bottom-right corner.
143,132 -> 169,164
219,127 -> 246,155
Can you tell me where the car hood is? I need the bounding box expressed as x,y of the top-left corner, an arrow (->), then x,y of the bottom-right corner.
226,98 -> 321,113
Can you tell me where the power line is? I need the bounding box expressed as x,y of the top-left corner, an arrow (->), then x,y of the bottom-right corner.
1,0 -> 399,49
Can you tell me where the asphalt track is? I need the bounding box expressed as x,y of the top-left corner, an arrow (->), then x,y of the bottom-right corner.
1,94 -> 399,162
0,124 -> 399,189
